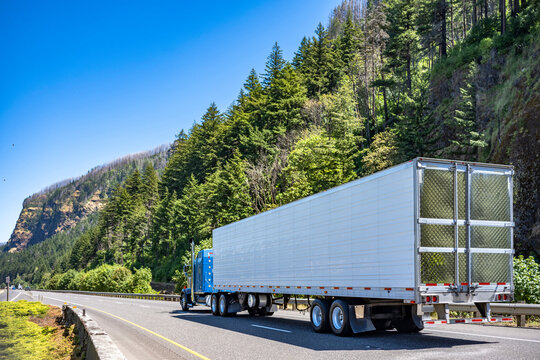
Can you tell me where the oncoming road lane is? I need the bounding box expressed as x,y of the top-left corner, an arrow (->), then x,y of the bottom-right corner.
10,290 -> 540,360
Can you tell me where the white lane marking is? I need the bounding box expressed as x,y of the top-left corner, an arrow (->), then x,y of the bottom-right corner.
251,324 -> 291,333
139,305 -> 150,308
10,291 -> 23,302
428,329 -> 540,344
115,301 -> 123,304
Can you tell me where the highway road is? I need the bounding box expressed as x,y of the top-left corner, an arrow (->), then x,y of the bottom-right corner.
7,290 -> 540,359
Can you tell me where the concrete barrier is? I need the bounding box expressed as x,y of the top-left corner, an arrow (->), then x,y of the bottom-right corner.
63,305 -> 125,360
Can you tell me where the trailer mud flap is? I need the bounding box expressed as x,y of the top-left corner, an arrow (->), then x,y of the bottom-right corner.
348,305 -> 376,334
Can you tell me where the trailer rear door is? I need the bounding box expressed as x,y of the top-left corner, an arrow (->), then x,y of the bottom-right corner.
416,159 -> 513,292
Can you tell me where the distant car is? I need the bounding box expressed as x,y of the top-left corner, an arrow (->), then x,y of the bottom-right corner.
11,286 -> 16,290
24,286 -> 30,291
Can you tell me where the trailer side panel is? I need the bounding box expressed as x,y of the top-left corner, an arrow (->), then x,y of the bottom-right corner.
213,161 -> 416,299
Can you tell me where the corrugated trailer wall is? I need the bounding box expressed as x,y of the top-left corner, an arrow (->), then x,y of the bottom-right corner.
213,161 -> 417,300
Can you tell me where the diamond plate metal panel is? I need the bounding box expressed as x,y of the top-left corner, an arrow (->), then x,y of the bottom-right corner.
421,224 -> 465,248
421,252 -> 455,283
420,169 -> 465,219
471,173 -> 510,221
471,226 -> 511,249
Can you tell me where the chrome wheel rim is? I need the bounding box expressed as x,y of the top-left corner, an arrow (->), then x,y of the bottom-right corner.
219,296 -> 226,314
181,296 -> 186,308
332,306 -> 344,330
312,305 -> 323,327
211,296 -> 217,312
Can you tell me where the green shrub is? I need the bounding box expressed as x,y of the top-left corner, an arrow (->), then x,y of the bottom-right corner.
514,255 -> 540,304
130,267 -> 154,293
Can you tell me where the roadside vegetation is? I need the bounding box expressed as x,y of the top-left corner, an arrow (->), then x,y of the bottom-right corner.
42,264 -> 155,294
0,301 -> 78,360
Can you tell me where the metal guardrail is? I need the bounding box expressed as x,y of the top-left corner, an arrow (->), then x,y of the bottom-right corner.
33,289 -> 180,301
449,303 -> 540,316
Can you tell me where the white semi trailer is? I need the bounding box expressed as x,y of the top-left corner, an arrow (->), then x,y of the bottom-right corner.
182,158 -> 515,335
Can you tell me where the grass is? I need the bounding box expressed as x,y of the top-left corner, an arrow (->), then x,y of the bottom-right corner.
0,300 -> 79,360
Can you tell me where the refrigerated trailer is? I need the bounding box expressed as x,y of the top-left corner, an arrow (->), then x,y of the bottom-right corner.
180,158 -> 515,335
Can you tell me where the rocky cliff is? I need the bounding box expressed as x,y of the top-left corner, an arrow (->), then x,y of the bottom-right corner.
4,145 -> 170,252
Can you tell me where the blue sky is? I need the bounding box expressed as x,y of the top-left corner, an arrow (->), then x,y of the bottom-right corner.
0,1 -> 341,243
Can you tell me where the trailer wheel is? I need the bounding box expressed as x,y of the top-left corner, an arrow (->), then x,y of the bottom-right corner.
394,306 -> 423,333
211,294 -> 220,316
246,308 -> 256,316
310,299 -> 331,333
180,291 -> 189,311
258,307 -> 274,316
219,293 -> 230,317
329,300 -> 352,336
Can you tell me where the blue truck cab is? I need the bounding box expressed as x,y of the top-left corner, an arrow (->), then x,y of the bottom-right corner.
194,249 -> 213,293
180,249 -> 215,310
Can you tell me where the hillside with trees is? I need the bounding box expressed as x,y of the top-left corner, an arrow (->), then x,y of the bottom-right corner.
2,0 -> 538,288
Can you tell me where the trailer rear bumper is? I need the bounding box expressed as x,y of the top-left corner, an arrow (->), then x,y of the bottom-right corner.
424,316 -> 514,326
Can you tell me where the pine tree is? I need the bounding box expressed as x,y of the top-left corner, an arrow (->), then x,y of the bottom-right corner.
262,42 -> 286,88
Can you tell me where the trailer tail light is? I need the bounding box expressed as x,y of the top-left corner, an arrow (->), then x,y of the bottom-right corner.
504,294 -> 508,301
497,294 -> 502,301
426,296 -> 431,303
432,296 -> 438,303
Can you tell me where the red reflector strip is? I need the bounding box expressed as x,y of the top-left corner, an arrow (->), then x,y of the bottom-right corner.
426,321 -> 435,324
268,286 -> 272,288
364,287 -> 371,290
497,282 -> 507,285
319,287 -> 325,289
491,318 -> 497,321
306,286 -> 311,289
479,282 -> 490,285
410,301 -> 416,304
503,317 -> 513,321
426,283 -> 437,286
405,288 -> 414,291
461,283 -> 469,286
455,319 -> 466,323
286,286 -> 290,288
333,287 -> 339,290
384,288 -> 392,291
472,319 -> 483,322
347,287 -> 353,290
276,286 -> 280,288
444,283 -> 451,286
296,286 -> 301,289
260,286 -> 264,288
441,321 -> 447,324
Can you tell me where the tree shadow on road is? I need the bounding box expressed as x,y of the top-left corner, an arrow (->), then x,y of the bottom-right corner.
169,309 -> 491,351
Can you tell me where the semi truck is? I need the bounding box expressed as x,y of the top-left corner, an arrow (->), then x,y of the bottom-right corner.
180,158 -> 515,335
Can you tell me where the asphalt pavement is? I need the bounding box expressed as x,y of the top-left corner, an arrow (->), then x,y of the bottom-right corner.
7,290 -> 540,360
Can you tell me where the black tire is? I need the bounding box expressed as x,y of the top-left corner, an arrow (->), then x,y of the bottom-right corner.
258,307 -> 274,316
372,319 -> 391,331
248,308 -> 258,316
394,306 -> 424,333
211,294 -> 220,316
310,299 -> 331,333
180,292 -> 190,311
329,300 -> 352,336
219,293 -> 230,317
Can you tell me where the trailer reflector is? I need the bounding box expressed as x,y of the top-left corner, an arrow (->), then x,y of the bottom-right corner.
479,282 -> 490,285
364,287 -> 371,290
347,287 -> 353,290
406,288 -> 414,291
